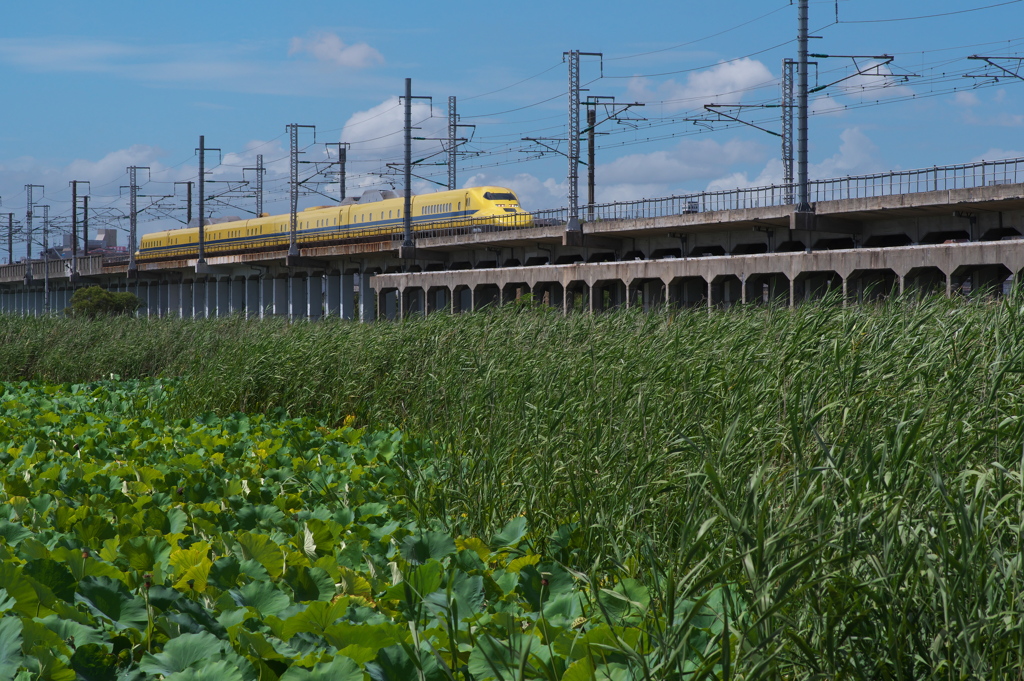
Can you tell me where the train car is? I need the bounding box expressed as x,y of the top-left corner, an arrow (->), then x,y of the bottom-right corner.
137,186 -> 530,262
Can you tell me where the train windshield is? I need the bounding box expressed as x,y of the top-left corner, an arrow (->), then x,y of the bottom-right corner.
483,192 -> 518,202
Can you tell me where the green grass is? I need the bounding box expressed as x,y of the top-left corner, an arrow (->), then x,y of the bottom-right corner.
3,296 -> 1024,676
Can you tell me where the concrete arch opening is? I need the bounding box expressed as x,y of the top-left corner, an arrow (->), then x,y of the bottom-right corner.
426,286 -> 451,314
628,278 -> 666,312
555,254 -> 584,265
401,287 -> 425,318
501,282 -> 531,306
532,281 -> 564,309
565,280 -> 589,313
904,267 -> 946,298
951,264 -> 1011,297
813,237 -> 856,251
587,251 -> 617,263
592,279 -> 627,312
862,234 -> 912,248
847,269 -> 899,303
689,245 -> 725,257
731,242 -> 768,255
982,227 -> 1022,241
377,287 -> 399,320
793,270 -> 842,305
744,272 -> 790,306
711,274 -> 742,308
453,285 -> 472,313
472,283 -> 501,310
651,247 -> 683,259
920,230 -> 970,245
776,240 -> 806,253
668,276 -> 707,309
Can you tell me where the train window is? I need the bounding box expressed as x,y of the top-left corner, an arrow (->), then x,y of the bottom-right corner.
484,192 -> 517,201
458,202 -> 461,210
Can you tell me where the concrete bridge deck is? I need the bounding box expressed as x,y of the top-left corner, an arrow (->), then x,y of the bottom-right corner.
1,159 -> 1023,319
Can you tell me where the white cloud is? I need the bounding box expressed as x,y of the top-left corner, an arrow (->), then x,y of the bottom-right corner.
288,32 -> 383,69
954,91 -> 981,107
342,97 -> 446,163
810,95 -> 844,116
810,127 -> 884,178
0,36 -> 388,98
626,58 -> 775,112
702,128 -> 885,194
971,148 -> 1024,162
599,137 -> 765,187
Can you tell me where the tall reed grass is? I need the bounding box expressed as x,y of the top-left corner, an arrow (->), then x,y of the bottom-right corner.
3,296 -> 1024,676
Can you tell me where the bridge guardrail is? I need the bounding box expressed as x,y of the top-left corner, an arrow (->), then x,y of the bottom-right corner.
580,157 -> 1024,222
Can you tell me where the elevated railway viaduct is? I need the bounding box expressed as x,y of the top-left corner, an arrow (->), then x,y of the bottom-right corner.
2,158 -> 1024,319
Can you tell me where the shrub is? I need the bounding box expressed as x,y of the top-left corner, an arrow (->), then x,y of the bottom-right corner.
68,285 -> 143,318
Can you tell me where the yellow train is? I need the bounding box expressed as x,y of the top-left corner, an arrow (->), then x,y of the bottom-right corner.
138,186 -> 531,261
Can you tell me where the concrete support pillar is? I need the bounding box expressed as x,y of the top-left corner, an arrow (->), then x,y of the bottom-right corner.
307,275 -> 323,320
230,279 -> 245,315
192,280 -> 206,318
179,282 -> 193,318
216,279 -> 229,317
341,274 -> 356,320
260,278 -> 274,317
245,278 -> 260,318
167,283 -> 180,318
156,282 -> 168,317
289,276 -> 308,320
358,272 -> 374,322
378,289 -> 398,320
326,274 -> 341,317
273,277 -> 289,316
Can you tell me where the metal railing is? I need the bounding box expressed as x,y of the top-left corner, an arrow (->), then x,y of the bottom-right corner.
581,157 -> 1024,222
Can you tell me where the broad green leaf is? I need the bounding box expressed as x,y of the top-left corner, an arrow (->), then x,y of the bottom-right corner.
0,616 -> 24,679
24,559 -> 77,603
399,531 -> 456,565
490,516 -> 528,549
120,535 -> 172,572
367,642 -> 446,681
229,581 -> 291,618
0,520 -> 33,546
280,599 -> 350,639
163,659 -> 246,681
75,576 -> 148,631
285,566 -> 335,603
279,655 -> 362,681
235,532 -> 284,579
139,631 -> 227,676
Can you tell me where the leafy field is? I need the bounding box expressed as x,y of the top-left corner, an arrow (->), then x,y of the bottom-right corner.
3,297 -> 1024,677
0,380 -> 727,680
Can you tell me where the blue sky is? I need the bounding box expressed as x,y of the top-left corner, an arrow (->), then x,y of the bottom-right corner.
2,0 -> 1023,258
